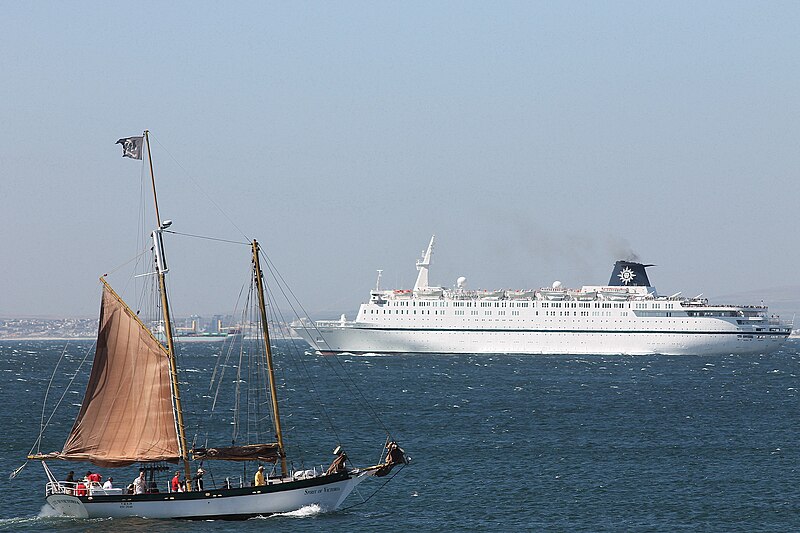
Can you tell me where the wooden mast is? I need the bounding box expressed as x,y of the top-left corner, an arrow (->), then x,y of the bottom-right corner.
252,239 -> 288,477
144,130 -> 193,489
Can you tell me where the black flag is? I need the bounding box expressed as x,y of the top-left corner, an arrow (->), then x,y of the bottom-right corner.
116,136 -> 143,159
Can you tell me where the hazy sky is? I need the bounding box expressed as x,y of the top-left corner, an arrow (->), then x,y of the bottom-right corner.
3,1 -> 800,318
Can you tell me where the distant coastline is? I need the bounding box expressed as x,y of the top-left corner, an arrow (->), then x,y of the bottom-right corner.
0,336 -> 95,341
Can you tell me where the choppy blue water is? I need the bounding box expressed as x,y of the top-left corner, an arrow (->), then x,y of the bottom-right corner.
1,339 -> 798,532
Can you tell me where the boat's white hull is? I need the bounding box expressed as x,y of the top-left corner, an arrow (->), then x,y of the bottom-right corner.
297,325 -> 790,356
46,472 -> 365,519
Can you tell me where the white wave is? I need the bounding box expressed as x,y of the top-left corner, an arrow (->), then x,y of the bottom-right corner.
37,503 -> 62,518
264,503 -> 324,518
0,515 -> 43,527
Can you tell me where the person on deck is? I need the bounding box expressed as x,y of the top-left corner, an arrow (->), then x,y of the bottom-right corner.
171,471 -> 181,492
192,468 -> 205,491
254,465 -> 266,486
87,470 -> 101,483
133,471 -> 146,494
103,477 -> 113,490
326,450 -> 348,475
64,471 -> 75,495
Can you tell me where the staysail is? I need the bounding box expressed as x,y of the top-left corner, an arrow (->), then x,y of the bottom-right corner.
46,281 -> 181,467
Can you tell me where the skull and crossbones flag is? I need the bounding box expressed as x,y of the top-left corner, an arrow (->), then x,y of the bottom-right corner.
116,136 -> 143,159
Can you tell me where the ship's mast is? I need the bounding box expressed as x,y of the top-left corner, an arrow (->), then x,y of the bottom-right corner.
251,240 -> 288,477
144,130 -> 193,489
413,235 -> 435,291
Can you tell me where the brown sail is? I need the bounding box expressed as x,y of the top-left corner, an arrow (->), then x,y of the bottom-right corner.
44,281 -> 181,467
192,443 -> 281,462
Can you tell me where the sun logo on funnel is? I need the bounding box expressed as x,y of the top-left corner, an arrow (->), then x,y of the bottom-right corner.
618,267 -> 636,285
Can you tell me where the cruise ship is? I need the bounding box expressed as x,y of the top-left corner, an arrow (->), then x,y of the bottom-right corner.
294,237 -> 792,356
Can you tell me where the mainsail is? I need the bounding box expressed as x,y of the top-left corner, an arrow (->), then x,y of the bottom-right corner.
48,281 -> 181,467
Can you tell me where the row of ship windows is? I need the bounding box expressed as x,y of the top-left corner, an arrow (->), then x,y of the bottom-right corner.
369,307 -> 739,319
382,301 -> 679,310
368,310 -> 688,318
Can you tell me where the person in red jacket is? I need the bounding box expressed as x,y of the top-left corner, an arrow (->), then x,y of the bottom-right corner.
171,471 -> 181,492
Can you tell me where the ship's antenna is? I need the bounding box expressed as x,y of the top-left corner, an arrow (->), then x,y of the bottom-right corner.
375,269 -> 383,291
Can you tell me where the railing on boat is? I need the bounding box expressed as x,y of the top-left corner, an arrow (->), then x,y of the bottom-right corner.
45,465 -> 332,497
45,481 -> 124,497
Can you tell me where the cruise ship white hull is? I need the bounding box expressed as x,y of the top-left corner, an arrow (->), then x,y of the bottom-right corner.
296,239 -> 792,356
297,324 -> 789,356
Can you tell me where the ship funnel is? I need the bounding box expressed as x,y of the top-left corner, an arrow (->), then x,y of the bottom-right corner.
608,261 -> 653,287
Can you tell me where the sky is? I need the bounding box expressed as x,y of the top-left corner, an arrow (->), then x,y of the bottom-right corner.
2,1 -> 800,319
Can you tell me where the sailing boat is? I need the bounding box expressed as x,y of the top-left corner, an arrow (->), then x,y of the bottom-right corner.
26,131 -> 407,519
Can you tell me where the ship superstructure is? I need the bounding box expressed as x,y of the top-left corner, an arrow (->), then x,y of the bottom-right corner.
294,237 -> 792,356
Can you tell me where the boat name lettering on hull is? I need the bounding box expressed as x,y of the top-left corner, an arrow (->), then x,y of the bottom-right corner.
304,487 -> 341,495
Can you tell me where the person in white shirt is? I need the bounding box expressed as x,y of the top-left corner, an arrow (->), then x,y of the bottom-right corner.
103,477 -> 113,490
133,471 -> 146,494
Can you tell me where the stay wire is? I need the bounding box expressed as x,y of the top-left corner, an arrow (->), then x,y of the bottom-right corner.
260,249 -> 392,437
262,267 -> 343,448
151,134 -> 250,243
163,230 -> 249,247
37,341 -> 96,447
12,339 -> 97,479
339,464 -> 407,512
262,250 -> 390,437
38,342 -> 70,448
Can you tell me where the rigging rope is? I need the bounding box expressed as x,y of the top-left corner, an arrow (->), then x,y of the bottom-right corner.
103,249 -> 152,279
11,339 -> 97,479
38,342 -> 70,452
163,230 -> 249,246
340,464 -> 407,511
260,249 -> 393,438
200,278 -> 249,450
151,134 -> 251,243
152,133 -> 396,448
36,341 -> 96,449
262,269 -> 343,446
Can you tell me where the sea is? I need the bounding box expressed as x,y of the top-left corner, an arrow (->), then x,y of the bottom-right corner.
1,339 -> 798,532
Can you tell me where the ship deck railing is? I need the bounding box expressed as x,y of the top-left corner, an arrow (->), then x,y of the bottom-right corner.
315,320 -> 356,328
375,290 -> 777,311
45,481 -> 125,497
46,464 -> 335,497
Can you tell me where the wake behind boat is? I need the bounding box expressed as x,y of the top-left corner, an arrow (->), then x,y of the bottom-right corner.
20,132 -> 407,519
294,236 -> 792,356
